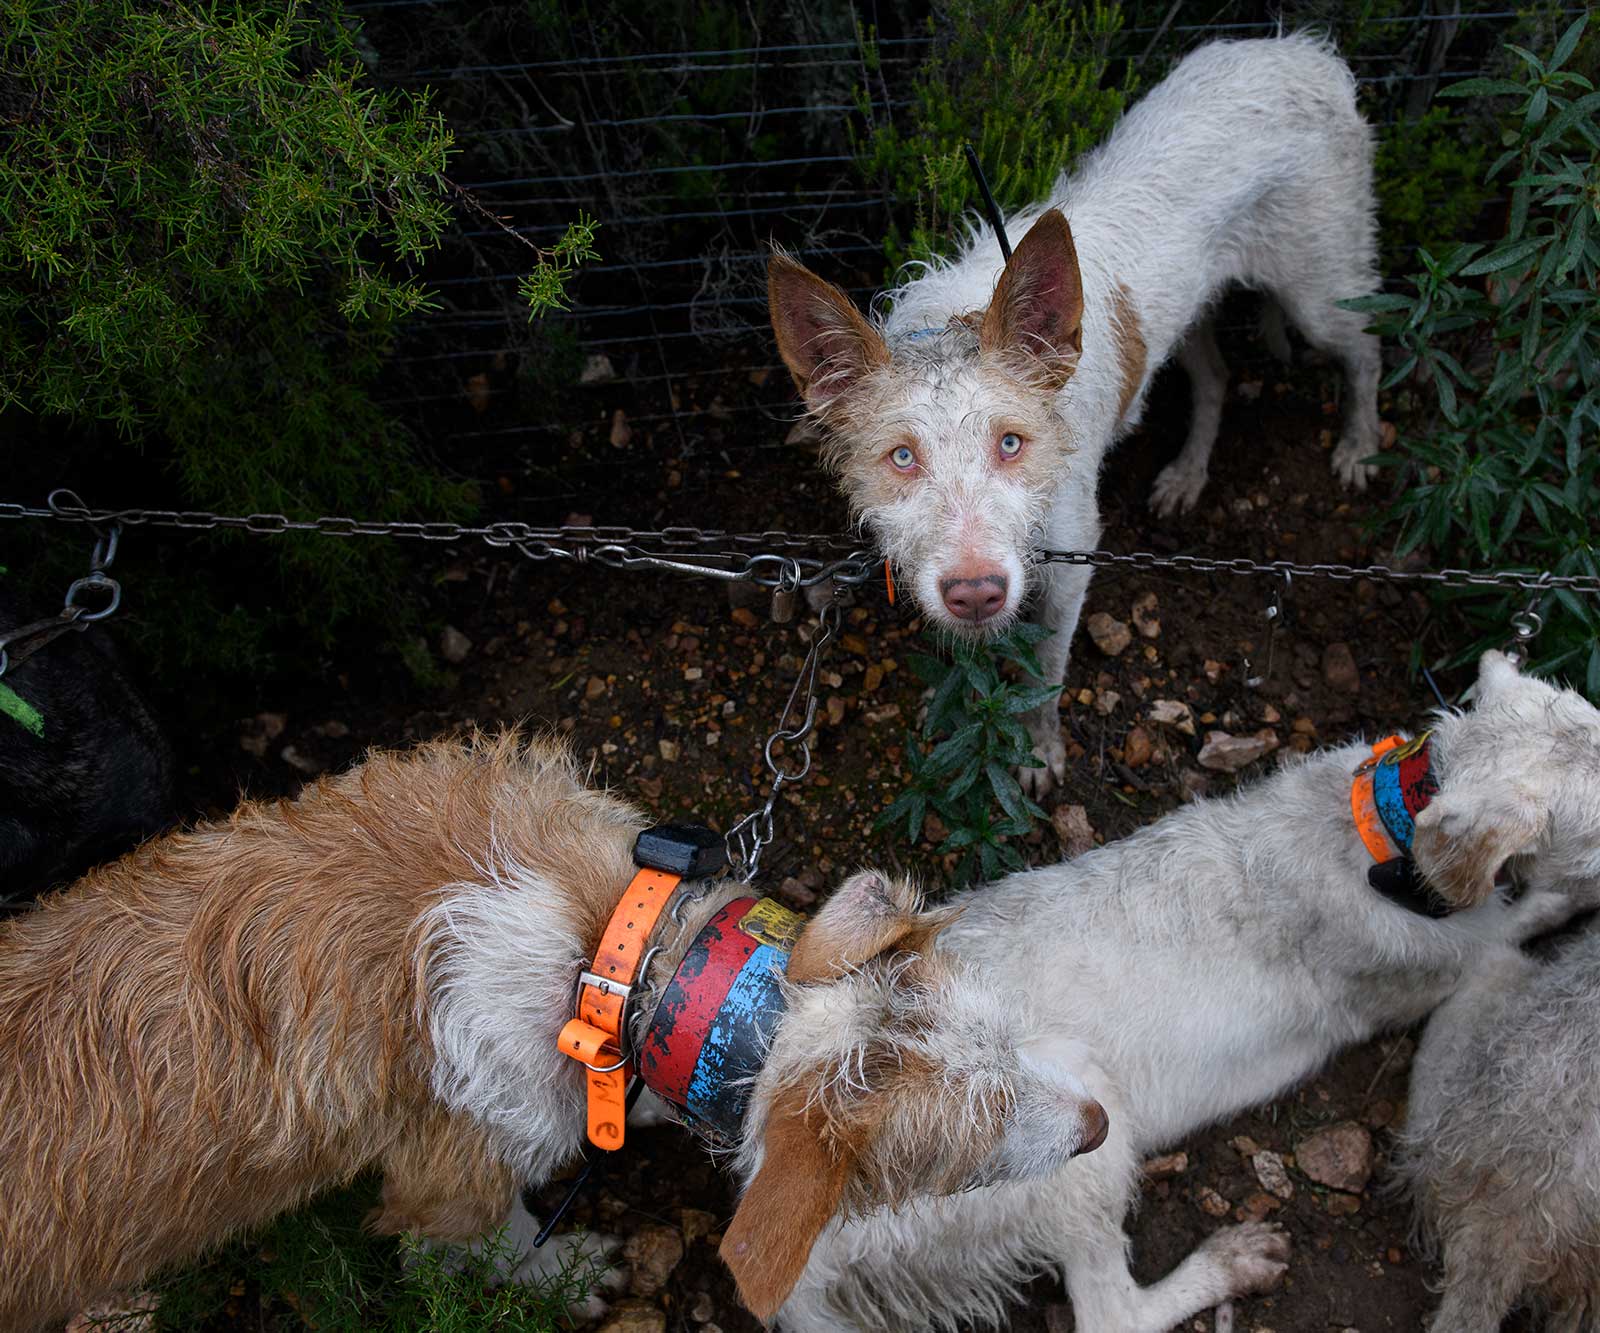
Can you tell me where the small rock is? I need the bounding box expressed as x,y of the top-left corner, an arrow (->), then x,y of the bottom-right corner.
1143,1151 -> 1188,1180
439,625 -> 472,664
1296,1122 -> 1375,1193
1324,1193 -> 1362,1217
658,740 -> 680,763
683,667 -> 703,682
825,695 -> 846,727
841,633 -> 870,655
624,1224 -> 684,1297
1178,768 -> 1209,802
1237,1190 -> 1283,1222
279,746 -> 323,775
1196,1186 -> 1230,1218
1322,642 -> 1361,694
1197,729 -> 1279,772
1087,612 -> 1132,657
585,676 -> 607,701
863,664 -> 884,693
864,704 -> 901,725
1053,804 -> 1096,857
730,607 -> 758,629
1131,591 -> 1161,639
1202,659 -> 1226,684
1123,726 -> 1154,768
1148,699 -> 1196,736
1364,1100 -> 1396,1130
1231,1135 -> 1262,1156
687,1289 -> 717,1321
778,876 -> 818,909
257,711 -> 288,740
313,719 -> 350,739
596,1301 -> 666,1333
579,353 -> 617,385
1094,689 -> 1121,716
1253,1150 -> 1294,1200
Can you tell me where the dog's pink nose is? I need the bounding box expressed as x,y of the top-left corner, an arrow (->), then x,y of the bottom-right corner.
939,567 -> 1009,622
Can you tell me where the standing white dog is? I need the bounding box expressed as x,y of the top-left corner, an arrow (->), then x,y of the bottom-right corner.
768,36 -> 1382,793
772,654 -> 1600,1331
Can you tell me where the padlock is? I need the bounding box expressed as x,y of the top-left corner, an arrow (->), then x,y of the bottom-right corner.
769,582 -> 798,623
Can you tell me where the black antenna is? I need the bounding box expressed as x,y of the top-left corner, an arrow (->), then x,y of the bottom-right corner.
963,143 -> 1012,261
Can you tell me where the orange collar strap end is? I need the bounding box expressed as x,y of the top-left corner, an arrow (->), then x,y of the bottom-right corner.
557,866 -> 680,1150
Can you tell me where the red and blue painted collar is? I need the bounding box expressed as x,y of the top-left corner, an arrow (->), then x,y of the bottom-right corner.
638,895 -> 803,1142
1350,732 -> 1451,917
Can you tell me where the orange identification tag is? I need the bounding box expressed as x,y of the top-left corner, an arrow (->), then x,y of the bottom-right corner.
558,866 -> 680,1150
884,559 -> 896,605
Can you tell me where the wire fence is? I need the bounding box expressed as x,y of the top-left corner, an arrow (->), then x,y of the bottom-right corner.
346,2 -> 1578,506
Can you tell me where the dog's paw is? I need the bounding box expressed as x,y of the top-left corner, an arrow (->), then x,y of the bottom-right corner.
1331,436 -> 1378,491
1019,717 -> 1067,800
1149,462 -> 1208,517
1200,1221 -> 1290,1297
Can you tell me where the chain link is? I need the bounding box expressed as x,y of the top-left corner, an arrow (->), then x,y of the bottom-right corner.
725,593 -> 843,881
0,493 -> 124,680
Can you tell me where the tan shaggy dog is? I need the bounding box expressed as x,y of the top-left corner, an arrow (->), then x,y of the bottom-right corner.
0,733 -> 1108,1329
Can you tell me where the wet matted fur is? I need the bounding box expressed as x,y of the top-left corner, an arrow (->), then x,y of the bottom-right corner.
775,654 -> 1600,1332
768,36 -> 1382,797
0,732 -> 1108,1329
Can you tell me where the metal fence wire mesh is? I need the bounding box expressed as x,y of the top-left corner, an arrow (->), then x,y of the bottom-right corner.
343,2 -> 1583,509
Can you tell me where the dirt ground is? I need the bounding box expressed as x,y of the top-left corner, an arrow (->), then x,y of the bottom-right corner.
175,343 -> 1491,1333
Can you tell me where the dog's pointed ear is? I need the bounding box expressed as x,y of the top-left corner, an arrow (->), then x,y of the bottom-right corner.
979,208 -> 1083,387
787,870 -> 954,984
720,1084 -> 859,1322
768,253 -> 890,415
1473,649 -> 1524,706
1412,782 -> 1547,910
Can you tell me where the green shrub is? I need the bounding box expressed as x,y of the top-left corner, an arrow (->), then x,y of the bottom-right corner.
0,1 -> 593,679
139,1177 -> 601,1332
877,625 -> 1059,885
854,0 -> 1133,273
1343,13 -> 1600,694
1374,107 -> 1490,272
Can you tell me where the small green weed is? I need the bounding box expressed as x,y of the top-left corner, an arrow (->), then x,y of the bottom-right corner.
877,624 -> 1060,885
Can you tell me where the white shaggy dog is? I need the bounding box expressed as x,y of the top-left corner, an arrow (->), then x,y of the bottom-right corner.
774,654 -> 1599,1332
768,36 -> 1381,794
1391,664 -> 1600,1332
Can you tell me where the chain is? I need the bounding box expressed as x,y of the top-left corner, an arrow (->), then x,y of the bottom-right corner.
1032,548 -> 1600,596
725,591 -> 844,881
6,497 -> 1597,597
0,492 -> 123,681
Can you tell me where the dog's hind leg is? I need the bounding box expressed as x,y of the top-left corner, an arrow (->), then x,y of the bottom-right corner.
1149,318 -> 1228,518
1423,1224 -> 1531,1333
1062,1221 -> 1289,1333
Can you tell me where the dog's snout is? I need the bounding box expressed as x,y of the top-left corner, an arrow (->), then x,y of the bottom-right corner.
939,568 -> 1009,622
1077,1101 -> 1109,1155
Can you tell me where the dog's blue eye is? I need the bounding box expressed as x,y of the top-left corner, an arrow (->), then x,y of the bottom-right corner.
999,433 -> 1024,458
890,446 -> 916,470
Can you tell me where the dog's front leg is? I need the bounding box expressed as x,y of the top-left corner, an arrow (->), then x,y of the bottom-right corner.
1062,1219 -> 1289,1333
1017,560 -> 1091,799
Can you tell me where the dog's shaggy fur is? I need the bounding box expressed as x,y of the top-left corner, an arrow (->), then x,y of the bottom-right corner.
768,36 -> 1381,794
774,654 -> 1600,1332
0,733 -> 1107,1330
1391,667 -> 1600,1332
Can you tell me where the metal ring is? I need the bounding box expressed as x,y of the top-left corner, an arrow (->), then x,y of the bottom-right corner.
1510,610 -> 1543,640
63,573 -> 121,622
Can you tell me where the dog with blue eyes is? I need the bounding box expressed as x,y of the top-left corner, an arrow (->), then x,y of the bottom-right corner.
769,35 -> 1384,797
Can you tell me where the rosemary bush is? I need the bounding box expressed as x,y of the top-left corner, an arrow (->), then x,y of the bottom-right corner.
854,0 -> 1133,272
0,0 -> 595,676
1344,14 -> 1600,693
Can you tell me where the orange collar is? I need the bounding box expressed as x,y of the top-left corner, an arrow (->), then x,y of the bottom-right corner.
557,865 -> 680,1150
